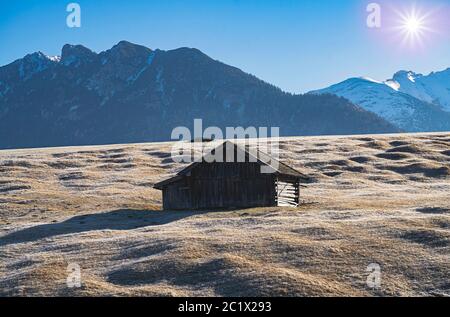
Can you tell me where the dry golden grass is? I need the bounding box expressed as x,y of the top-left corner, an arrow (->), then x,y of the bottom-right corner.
0,132 -> 449,296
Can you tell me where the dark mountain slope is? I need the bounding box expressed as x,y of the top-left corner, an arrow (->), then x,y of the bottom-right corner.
0,41 -> 399,149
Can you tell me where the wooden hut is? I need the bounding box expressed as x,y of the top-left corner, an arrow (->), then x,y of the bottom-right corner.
154,141 -> 309,210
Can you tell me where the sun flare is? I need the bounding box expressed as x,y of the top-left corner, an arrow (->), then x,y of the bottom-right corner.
396,7 -> 432,47
404,16 -> 422,35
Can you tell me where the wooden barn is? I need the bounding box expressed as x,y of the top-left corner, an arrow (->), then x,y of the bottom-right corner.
154,141 -> 309,210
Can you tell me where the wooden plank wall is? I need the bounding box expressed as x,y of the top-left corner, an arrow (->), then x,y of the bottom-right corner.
161,159 -> 302,210
162,161 -> 278,210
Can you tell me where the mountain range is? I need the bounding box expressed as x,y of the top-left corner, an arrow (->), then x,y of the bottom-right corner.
310,68 -> 450,132
0,41 -> 444,150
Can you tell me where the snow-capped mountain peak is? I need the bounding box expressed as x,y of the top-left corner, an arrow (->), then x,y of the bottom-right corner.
393,70 -> 420,83
309,68 -> 450,132
390,68 -> 450,112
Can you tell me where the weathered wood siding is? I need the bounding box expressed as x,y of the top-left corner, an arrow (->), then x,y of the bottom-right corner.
162,161 -> 277,210
162,178 -> 192,210
157,142 -> 305,210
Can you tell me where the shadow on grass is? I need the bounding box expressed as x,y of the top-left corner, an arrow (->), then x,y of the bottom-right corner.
0,209 -> 199,246
416,207 -> 449,214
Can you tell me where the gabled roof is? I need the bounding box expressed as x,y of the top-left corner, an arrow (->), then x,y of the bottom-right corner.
154,141 -> 309,189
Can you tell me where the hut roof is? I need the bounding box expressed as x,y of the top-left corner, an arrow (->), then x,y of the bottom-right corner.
154,141 -> 309,189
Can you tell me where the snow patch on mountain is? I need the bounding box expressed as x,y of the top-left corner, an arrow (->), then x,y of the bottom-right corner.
384,80 -> 400,91
391,69 -> 450,112
46,55 -> 61,62
16,52 -> 57,80
310,71 -> 450,132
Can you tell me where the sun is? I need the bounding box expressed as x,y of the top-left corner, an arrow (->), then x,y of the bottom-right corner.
401,12 -> 426,37
404,16 -> 422,35
395,6 -> 433,47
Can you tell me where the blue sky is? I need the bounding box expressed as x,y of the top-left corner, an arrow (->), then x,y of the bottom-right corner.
0,0 -> 449,93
